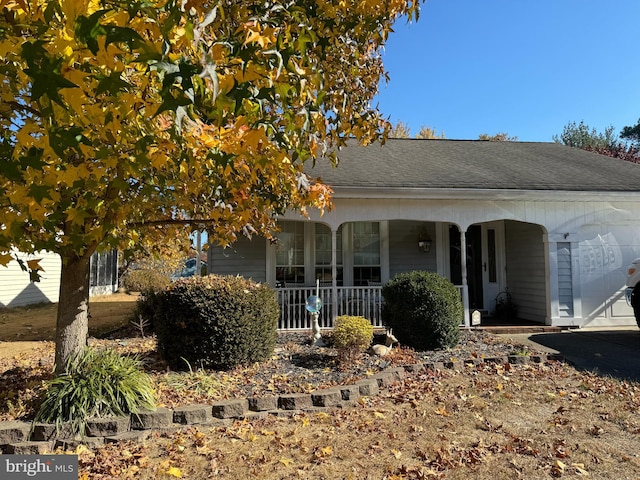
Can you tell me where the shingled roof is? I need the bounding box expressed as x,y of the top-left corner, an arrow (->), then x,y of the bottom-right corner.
306,139 -> 640,192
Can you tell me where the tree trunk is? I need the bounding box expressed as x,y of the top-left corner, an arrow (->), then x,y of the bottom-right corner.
54,254 -> 90,374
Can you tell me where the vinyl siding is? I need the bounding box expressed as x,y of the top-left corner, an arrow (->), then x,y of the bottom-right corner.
208,236 -> 267,282
557,243 -> 574,317
388,220 -> 437,278
504,221 -> 547,322
0,251 -> 62,307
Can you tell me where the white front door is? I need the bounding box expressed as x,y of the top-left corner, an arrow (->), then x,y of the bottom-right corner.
481,221 -> 505,314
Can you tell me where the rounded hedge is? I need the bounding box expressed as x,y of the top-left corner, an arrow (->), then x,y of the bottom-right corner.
381,271 -> 462,350
153,275 -> 279,370
332,315 -> 374,351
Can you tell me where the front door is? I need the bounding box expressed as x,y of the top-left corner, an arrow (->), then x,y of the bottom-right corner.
466,225 -> 483,309
481,222 -> 504,314
449,223 -> 505,313
449,225 -> 483,309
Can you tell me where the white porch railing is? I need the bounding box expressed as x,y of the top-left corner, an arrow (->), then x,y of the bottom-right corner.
277,285 -> 466,330
277,286 -> 384,330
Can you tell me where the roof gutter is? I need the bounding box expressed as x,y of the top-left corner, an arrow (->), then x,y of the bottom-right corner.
330,186 -> 640,202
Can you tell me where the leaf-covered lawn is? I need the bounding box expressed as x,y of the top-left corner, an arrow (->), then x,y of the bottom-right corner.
73,361 -> 640,480
1,330 -> 640,479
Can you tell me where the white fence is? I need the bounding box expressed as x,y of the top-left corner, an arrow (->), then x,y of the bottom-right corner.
276,285 -> 465,330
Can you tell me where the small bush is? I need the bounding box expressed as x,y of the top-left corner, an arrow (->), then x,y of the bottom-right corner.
333,316 -> 374,351
382,271 -> 462,350
332,315 -> 374,366
35,348 -> 156,437
122,269 -> 171,294
153,275 -> 279,370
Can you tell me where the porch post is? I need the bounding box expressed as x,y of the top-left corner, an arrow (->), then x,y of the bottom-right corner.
460,228 -> 470,327
331,227 -> 338,327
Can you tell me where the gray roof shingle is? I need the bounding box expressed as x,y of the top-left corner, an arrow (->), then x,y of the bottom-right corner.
305,139 -> 640,192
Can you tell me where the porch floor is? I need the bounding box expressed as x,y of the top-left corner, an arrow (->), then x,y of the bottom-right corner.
472,317 -> 562,334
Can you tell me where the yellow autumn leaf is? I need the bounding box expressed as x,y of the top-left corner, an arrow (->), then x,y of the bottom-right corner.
391,449 -> 402,459
373,411 -> 386,419
279,458 -> 294,467
572,463 -> 589,476
434,406 -> 450,417
165,466 -> 183,478
0,252 -> 12,267
26,259 -> 43,272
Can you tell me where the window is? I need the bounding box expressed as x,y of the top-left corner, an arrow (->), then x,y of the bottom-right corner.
314,224 -> 342,285
352,222 -> 381,286
487,228 -> 497,283
276,221 -> 305,285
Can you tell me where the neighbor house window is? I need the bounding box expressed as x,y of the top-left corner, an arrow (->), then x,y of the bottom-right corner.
315,224 -> 342,285
276,221 -> 305,285
353,222 -> 381,286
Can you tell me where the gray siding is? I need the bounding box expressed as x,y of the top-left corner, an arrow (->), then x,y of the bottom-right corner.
504,221 -> 547,322
208,236 -> 267,282
388,220 -> 437,279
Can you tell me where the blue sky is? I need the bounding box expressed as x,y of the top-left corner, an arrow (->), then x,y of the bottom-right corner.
375,0 -> 640,141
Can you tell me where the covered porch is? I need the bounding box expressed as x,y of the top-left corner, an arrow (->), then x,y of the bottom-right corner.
209,216 -> 549,331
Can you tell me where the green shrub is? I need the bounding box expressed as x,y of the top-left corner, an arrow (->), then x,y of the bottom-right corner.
332,315 -> 374,366
332,315 -> 374,351
35,348 -> 156,437
122,269 -> 171,294
381,271 -> 462,350
153,275 -> 279,370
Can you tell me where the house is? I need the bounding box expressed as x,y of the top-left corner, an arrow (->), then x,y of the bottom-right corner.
0,250 -> 118,308
207,139 -> 640,330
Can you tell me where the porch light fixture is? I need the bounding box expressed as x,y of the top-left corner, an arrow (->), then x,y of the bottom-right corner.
418,231 -> 432,253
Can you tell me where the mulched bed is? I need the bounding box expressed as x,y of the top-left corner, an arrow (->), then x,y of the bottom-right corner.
0,328 -> 544,421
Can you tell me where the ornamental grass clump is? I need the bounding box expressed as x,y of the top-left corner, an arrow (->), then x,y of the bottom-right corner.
35,348 -> 156,437
382,271 -> 462,350
153,275 -> 279,370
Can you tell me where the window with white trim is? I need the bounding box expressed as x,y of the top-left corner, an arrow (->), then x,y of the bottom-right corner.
275,221 -> 305,285
352,222 -> 381,286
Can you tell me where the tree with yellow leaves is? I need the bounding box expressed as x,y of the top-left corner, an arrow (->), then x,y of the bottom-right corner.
0,0 -> 421,373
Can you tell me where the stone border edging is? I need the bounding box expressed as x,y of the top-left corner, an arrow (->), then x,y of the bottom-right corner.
0,353 -> 565,453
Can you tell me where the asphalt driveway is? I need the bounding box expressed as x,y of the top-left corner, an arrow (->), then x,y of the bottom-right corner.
503,327 -> 640,382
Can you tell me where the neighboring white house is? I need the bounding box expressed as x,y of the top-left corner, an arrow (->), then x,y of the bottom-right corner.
0,250 -> 118,308
207,139 -> 640,330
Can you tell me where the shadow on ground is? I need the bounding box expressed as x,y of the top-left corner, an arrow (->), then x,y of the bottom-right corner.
525,328 -> 640,382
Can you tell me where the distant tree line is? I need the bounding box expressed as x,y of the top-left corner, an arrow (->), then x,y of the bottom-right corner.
553,120 -> 640,164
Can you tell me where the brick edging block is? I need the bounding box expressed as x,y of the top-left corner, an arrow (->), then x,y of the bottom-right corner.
212,399 -> 248,419
0,421 -> 30,444
248,396 -> 278,412
173,404 -> 213,425
131,408 -> 173,430
311,389 -> 342,407
86,416 -> 130,437
278,394 -> 313,410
